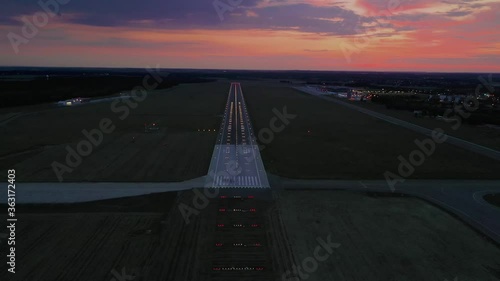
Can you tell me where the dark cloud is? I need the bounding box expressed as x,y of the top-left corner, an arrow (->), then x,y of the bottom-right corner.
1,0 -> 374,35
445,10 -> 473,17
1,0 -> 224,26
215,3 -> 373,35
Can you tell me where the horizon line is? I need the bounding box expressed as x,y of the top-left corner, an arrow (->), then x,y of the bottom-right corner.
0,65 -> 498,75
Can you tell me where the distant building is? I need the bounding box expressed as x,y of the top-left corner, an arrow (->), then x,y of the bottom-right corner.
57,98 -> 84,106
145,122 -> 160,133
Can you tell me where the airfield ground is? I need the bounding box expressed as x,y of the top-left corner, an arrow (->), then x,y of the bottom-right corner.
0,82 -> 229,182
2,80 -> 500,280
2,190 -> 500,281
0,192 -> 178,281
241,81 -> 500,179
335,96 -> 500,151
485,194 -> 500,208
278,190 -> 500,281
1,80 -> 499,181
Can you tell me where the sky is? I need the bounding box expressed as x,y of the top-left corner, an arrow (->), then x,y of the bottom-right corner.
0,0 -> 499,72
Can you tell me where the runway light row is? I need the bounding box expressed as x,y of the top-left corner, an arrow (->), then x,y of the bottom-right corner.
218,208 -> 256,212
219,195 -> 254,199
213,267 -> 264,271
216,224 -> 261,228
197,129 -> 217,132
232,243 -> 262,247
214,243 -> 262,247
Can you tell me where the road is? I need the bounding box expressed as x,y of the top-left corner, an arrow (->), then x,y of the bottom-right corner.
205,82 -> 270,188
0,177 -> 204,203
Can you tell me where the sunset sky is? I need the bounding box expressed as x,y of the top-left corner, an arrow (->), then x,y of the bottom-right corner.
1,0 -> 499,72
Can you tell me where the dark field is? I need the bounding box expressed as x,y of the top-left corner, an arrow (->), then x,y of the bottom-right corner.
0,70 -> 212,108
3,192 -> 178,213
0,81 -> 230,182
279,190 -> 500,281
485,194 -> 500,208
339,97 -> 500,151
242,82 -> 500,179
0,191 -> 179,281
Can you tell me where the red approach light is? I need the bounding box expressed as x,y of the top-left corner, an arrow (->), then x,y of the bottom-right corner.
215,243 -> 223,247
250,208 -> 256,212
248,195 -> 255,199
255,243 -> 261,247
251,224 -> 260,228
219,195 -> 227,199
256,267 -> 264,271
219,208 -> 226,212
213,267 -> 221,271
217,224 -> 225,228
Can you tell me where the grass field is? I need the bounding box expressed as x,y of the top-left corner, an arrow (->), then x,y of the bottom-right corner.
0,81 -> 230,182
0,192 -> 179,281
278,190 -> 500,281
339,97 -> 500,151
485,194 -> 500,208
241,81 -> 500,179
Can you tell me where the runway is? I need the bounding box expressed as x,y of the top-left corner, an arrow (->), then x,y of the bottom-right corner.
205,82 -> 270,188
203,84 -> 273,280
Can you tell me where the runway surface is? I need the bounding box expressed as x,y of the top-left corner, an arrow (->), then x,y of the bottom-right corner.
205,82 -> 269,188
